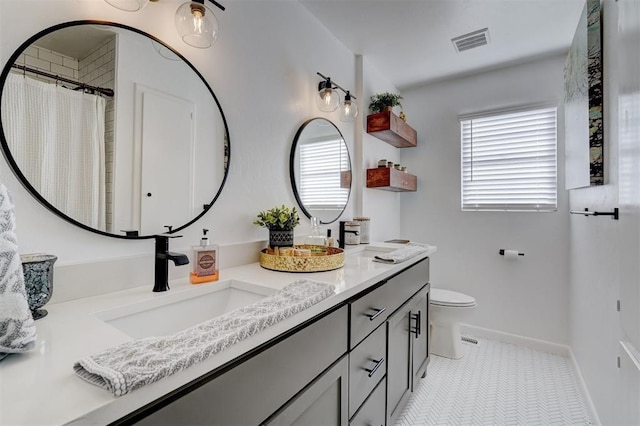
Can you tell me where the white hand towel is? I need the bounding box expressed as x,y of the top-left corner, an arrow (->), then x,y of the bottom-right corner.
373,242 -> 432,264
0,183 -> 36,358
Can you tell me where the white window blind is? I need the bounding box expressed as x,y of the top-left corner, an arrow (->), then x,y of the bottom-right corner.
299,138 -> 350,211
461,106 -> 557,211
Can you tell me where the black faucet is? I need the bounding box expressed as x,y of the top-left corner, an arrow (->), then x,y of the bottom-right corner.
338,221 -> 359,249
153,230 -> 189,292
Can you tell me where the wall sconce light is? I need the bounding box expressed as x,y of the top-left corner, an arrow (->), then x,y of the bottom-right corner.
316,72 -> 358,122
175,0 -> 218,48
340,91 -> 358,122
105,0 -> 225,49
317,76 -> 340,112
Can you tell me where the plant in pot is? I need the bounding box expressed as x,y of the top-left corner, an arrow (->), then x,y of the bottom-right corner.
368,92 -> 403,114
254,204 -> 300,247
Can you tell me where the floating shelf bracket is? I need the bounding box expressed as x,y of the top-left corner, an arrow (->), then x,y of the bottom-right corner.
570,207 -> 619,220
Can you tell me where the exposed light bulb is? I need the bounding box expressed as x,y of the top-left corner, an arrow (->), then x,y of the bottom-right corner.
175,1 -> 218,48
339,91 -> 358,122
322,89 -> 334,106
316,79 -> 339,112
191,3 -> 205,33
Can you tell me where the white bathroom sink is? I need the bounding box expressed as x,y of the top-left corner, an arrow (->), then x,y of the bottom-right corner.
346,245 -> 394,258
95,280 -> 275,339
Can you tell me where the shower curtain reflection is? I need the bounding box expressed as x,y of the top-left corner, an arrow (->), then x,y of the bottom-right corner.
1,73 -> 107,230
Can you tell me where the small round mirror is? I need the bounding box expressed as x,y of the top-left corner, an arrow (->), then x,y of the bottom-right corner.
290,118 -> 351,224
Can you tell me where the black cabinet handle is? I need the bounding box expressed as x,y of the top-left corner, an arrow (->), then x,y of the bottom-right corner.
366,307 -> 386,321
364,357 -> 385,377
412,311 -> 421,338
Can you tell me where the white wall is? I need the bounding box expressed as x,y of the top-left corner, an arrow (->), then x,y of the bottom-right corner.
400,54 -> 571,344
569,0 -> 640,424
0,1 -> 400,274
360,56 -> 404,242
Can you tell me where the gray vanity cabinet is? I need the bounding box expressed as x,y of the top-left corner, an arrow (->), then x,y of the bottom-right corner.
349,377 -> 386,426
348,258 -> 431,425
386,300 -> 414,425
386,287 -> 430,426
130,257 -> 430,426
348,324 -> 387,418
136,306 -> 349,426
411,290 -> 430,387
264,356 -> 349,426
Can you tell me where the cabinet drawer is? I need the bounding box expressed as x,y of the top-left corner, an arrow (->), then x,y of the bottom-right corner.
348,324 -> 386,418
385,257 -> 430,313
350,283 -> 390,348
349,377 -> 386,426
264,355 -> 349,426
350,257 -> 430,348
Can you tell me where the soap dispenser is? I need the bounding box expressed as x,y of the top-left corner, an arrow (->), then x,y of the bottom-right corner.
305,217 -> 325,246
190,228 -> 219,284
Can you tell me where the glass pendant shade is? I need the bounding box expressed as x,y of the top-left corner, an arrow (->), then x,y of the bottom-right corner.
175,1 -> 219,48
316,80 -> 340,112
339,92 -> 358,122
104,0 -> 149,12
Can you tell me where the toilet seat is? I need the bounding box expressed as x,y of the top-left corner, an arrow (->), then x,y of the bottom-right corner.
430,288 -> 477,307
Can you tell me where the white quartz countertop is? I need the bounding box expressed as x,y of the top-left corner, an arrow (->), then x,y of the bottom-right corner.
0,243 -> 435,425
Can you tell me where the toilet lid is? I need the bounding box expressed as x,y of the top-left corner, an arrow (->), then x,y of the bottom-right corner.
430,288 -> 477,307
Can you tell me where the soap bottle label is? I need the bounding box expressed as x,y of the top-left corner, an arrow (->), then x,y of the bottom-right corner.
196,251 -> 217,276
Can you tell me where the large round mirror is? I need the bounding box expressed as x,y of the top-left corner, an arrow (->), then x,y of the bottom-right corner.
0,21 -> 229,239
290,118 -> 351,224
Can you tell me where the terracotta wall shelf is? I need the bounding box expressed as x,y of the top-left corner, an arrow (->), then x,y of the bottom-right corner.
366,167 -> 417,192
366,111 -> 417,148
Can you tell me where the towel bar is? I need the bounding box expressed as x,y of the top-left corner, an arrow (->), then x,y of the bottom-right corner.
570,208 -> 619,220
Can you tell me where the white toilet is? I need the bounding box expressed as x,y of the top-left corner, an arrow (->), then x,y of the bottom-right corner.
430,288 -> 477,359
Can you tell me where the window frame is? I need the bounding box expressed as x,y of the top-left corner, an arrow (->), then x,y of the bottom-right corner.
460,104 -> 558,212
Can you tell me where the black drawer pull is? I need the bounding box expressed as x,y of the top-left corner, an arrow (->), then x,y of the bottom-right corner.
366,307 -> 386,321
364,357 -> 385,377
412,311 -> 421,338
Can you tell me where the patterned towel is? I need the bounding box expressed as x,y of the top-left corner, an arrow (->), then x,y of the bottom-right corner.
74,280 -> 335,396
373,242 -> 431,264
0,184 -> 36,359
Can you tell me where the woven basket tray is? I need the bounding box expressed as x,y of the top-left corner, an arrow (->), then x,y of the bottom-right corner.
259,245 -> 344,272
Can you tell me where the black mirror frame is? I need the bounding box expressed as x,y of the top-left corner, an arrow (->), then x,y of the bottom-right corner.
0,20 -> 230,240
289,117 -> 351,225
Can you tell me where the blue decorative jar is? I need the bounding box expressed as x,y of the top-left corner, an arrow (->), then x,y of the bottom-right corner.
21,254 -> 57,320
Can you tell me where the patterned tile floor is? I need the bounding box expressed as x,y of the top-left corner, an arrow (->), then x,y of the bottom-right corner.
395,337 -> 593,425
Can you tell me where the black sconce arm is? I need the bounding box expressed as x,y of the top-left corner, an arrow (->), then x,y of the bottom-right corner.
316,72 -> 357,99
191,0 -> 225,11
207,0 -> 225,11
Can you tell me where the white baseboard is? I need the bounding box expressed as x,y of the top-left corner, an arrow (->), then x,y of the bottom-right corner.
568,346 -> 601,425
460,324 -> 570,355
460,324 -> 600,425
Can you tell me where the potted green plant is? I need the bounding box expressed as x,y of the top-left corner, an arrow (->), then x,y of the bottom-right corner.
368,92 -> 403,114
254,204 -> 300,247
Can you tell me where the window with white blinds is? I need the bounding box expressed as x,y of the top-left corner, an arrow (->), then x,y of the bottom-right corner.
299,138 -> 350,212
460,106 -> 557,211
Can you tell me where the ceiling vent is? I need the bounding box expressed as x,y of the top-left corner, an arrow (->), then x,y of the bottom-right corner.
451,28 -> 490,53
